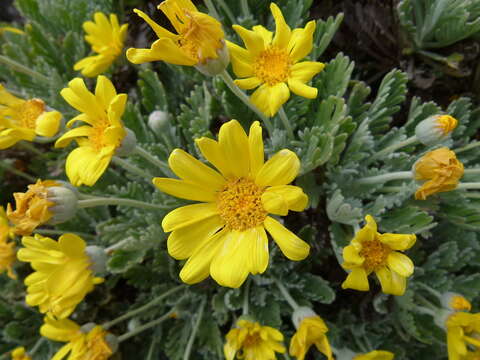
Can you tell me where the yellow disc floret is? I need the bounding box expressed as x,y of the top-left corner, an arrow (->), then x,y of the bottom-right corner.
254,47 -> 292,86
359,240 -> 391,272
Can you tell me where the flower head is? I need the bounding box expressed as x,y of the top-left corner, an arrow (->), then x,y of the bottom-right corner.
74,13 -> 128,77
41,317 -> 115,360
446,312 -> 480,360
126,0 -> 228,74
353,350 -> 395,360
224,319 -> 286,360
0,85 -> 61,149
10,347 -> 31,360
6,180 -> 78,235
341,215 -> 416,296
17,233 -> 104,318
55,76 -> 128,186
227,3 -> 325,117
442,292 -> 472,312
413,147 -> 464,200
415,114 -> 458,146
154,120 -> 310,288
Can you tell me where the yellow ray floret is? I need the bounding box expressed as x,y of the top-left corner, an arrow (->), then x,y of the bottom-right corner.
289,315 -> 333,360
353,350 -> 395,360
127,0 -> 225,67
74,12 -> 128,77
153,119 -> 310,288
10,347 -> 31,360
55,76 -> 127,187
445,312 -> 480,360
17,233 -> 104,319
224,319 -> 286,360
227,2 -> 325,117
341,215 -> 416,296
0,85 -> 61,149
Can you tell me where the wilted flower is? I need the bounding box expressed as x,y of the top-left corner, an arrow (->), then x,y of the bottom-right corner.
10,347 -> 31,360
0,85 -> 61,149
413,147 -> 464,200
341,215 -> 416,296
74,12 -> 128,77
445,312 -> 480,360
415,114 -> 458,146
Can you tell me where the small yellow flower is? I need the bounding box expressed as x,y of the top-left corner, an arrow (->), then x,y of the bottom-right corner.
17,233 -> 104,318
0,85 -> 61,149
289,315 -> 333,360
74,13 -> 128,77
40,317 -> 115,360
227,3 -> 325,117
126,0 -> 226,70
10,347 -> 31,360
414,147 -> 464,200
353,350 -> 395,360
55,76 -> 128,186
446,312 -> 480,360
442,292 -> 472,312
341,215 -> 416,296
154,119 -> 310,288
224,319 -> 286,360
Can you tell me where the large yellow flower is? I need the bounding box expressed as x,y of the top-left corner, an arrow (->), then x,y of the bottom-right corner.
353,350 -> 395,360
289,315 -> 333,360
341,215 -> 416,296
10,347 -> 31,360
17,233 -> 104,318
0,85 -> 61,149
227,3 -> 325,117
446,312 -> 480,360
414,147 -> 464,200
55,76 -> 127,187
74,13 -> 128,77
126,0 -> 226,69
224,319 -> 286,360
40,317 -> 114,360
154,120 -> 310,288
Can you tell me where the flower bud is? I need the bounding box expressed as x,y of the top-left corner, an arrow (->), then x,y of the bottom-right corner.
115,128 -> 137,157
85,245 -> 108,275
441,292 -> 471,312
46,182 -> 78,224
415,115 -> 457,146
148,110 -> 170,136
195,41 -> 230,76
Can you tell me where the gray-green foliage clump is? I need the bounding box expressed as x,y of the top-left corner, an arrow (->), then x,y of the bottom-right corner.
0,0 -> 479,359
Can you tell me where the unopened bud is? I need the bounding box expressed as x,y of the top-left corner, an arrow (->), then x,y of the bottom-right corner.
291,306 -> 316,329
47,182 -> 78,224
441,292 -> 471,312
195,41 -> 230,76
148,110 -> 170,136
116,128 -> 137,157
415,115 -> 458,146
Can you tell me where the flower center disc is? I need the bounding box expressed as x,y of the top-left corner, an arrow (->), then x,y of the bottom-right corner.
359,240 -> 391,272
216,178 -> 267,231
19,99 -> 45,129
254,46 -> 292,86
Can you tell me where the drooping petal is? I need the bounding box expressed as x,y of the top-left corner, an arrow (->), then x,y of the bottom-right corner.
234,77 -> 262,90
264,216 -> 309,260
126,38 -> 196,65
65,146 -> 112,186
35,111 -> 61,137
341,267 -> 369,291
375,266 -> 406,296
132,8 -> 178,39
287,79 -> 318,99
387,252 -> 414,277
250,83 -> 290,117
342,245 -> 365,267
55,126 -> 92,148
162,203 -> 219,232
255,149 -> 300,187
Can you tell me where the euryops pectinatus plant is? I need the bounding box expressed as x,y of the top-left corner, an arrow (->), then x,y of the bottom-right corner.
1,0 -> 480,359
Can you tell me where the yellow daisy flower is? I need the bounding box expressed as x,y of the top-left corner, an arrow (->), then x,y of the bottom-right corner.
17,233 -> 104,319
353,350 -> 395,360
10,347 -> 31,360
227,2 -> 325,117
341,215 -> 416,296
413,147 -> 464,200
289,314 -> 333,360
126,0 -> 228,75
154,119 -> 310,288
224,319 -> 286,360
74,13 -> 128,77
54,76 -> 128,187
446,312 -> 480,360
0,85 -> 61,149
40,317 -> 115,360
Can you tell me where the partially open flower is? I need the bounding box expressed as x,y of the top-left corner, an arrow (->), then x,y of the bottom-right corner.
445,312 -> 480,360
10,347 -> 31,360
17,233 -> 104,318
413,147 -> 464,200
0,85 -> 61,149
6,180 -> 78,236
442,292 -> 472,312
415,115 -> 458,146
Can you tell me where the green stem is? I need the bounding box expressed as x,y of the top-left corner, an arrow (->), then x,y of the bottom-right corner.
134,146 -> 170,175
0,160 -> 36,182
368,136 -> 418,163
278,107 -> 294,139
240,0 -> 250,17
183,297 -> 206,360
105,238 -> 131,253
282,353 -> 292,360
111,156 -> 154,183
416,283 -> 441,299
35,228 -> 95,240
204,0 -> 221,20
218,70 -> 274,136
455,141 -> 480,154
28,338 -> 46,356
242,279 -> 251,316
78,197 -> 169,211
103,285 -> 186,329
456,182 -> 480,190
416,294 -> 439,311
464,192 -> 480,199
0,55 -> 49,82
357,171 -> 413,185
18,141 -> 48,158
464,168 -> 480,175
273,278 -> 299,310
118,309 -> 175,342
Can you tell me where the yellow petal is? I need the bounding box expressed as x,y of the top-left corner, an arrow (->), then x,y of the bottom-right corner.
264,216 -> 309,260
95,75 -> 117,110
342,245 -> 364,266
153,178 -> 216,202
246,226 -> 269,274
289,61 -> 325,82
271,3 -> 291,49
341,267 -> 369,291
40,317 -> 80,342
126,38 -> 196,65
195,137 -> 233,178
252,25 -> 273,46
65,146 -> 112,186
218,120 -> 250,178
74,54 -> 115,78
375,266 -> 407,296
355,215 -> 377,243
387,252 -> 414,277
162,203 -> 219,232
226,41 -> 254,78
288,21 -> 316,62
58,234 -> 86,259
255,149 -> 300,187
234,77 -> 262,90
287,79 -> 318,99
132,8 -> 177,39
261,191 -> 288,216
35,111 -> 61,137
248,121 -> 264,178
250,83 -> 290,117
262,185 -> 308,212
61,78 -> 103,118
378,233 -> 416,250
232,24 -> 266,57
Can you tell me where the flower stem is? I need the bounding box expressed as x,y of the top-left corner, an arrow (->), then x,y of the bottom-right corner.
183,297 -> 206,360
105,238 -> 131,253
134,146 -> 170,176
78,197 -> 169,211
117,309 -> 176,343
240,0 -> 250,17
464,168 -> 480,175
103,285 -> 186,329
273,278 -> 299,310
367,136 -> 418,163
0,55 -> 49,82
0,160 -> 36,182
203,0 -> 221,20
242,278 -> 251,316
218,70 -> 274,136
278,107 -> 294,139
357,171 -> 413,185
112,156 -> 154,184
455,141 -> 480,154
18,141 -> 48,158
456,182 -> 480,190
28,338 -> 46,356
